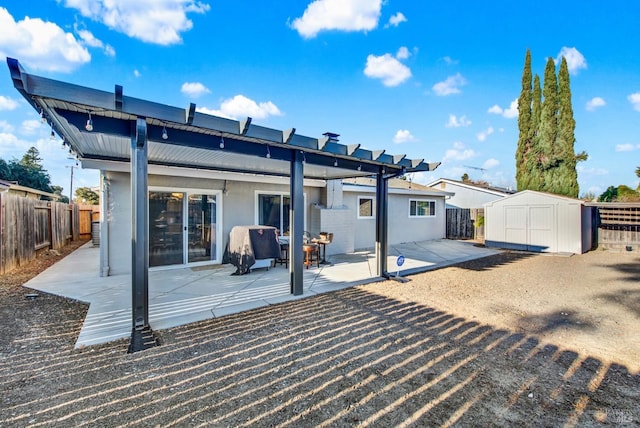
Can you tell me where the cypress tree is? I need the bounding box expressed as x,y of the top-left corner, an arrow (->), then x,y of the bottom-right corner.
557,57 -> 579,197
515,51 -> 586,196
539,57 -> 559,192
527,74 -> 543,190
516,50 -> 532,191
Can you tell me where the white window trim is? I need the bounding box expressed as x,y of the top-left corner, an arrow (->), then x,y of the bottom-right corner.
254,190 -> 307,233
357,196 -> 375,219
408,198 -> 436,218
148,186 -> 224,269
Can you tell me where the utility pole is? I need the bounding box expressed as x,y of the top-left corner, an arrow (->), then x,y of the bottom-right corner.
65,164 -> 75,202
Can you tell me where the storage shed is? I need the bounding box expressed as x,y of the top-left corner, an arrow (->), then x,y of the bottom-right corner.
484,190 -> 593,254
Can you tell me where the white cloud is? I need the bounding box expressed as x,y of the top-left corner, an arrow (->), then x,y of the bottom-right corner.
628,92 -> 640,111
503,99 -> 518,118
392,129 -> 416,143
364,53 -> 411,87
198,95 -> 282,120
133,69 -> 141,77
20,119 -> 41,135
396,46 -> 410,60
577,165 -> 608,176
181,82 -> 211,98
476,126 -> 494,142
76,27 -> 116,57
291,0 -> 382,39
443,141 -> 476,162
442,56 -> 458,65
615,143 -> 640,152
432,73 -> 467,96
385,12 -> 407,28
445,114 -> 471,128
556,46 -> 587,75
0,95 -> 19,110
482,158 -> 500,169
76,29 -> 102,48
487,99 -> 518,118
586,97 -> 606,111
0,120 -> 14,133
0,7 -> 90,72
62,0 -> 210,45
0,132 -> 29,154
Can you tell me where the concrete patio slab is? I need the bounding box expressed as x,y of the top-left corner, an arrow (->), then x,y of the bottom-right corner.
23,239 -> 499,348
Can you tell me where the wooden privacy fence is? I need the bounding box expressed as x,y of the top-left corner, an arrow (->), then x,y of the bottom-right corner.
446,208 -> 484,240
0,193 -> 99,274
589,203 -> 640,252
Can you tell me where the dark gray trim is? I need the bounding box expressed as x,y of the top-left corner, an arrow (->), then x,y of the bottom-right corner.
290,150 -> 304,295
131,118 -> 149,330
375,172 -> 389,278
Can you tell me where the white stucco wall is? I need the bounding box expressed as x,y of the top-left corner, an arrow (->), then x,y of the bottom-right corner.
104,171 -> 321,274
343,191 -> 446,250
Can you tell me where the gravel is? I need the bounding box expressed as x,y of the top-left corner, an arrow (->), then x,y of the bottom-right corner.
0,243 -> 638,427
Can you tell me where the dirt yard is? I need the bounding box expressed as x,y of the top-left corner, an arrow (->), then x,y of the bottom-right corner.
0,244 -> 638,427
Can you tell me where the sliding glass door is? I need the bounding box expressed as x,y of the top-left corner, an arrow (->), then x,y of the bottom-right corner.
149,190 -> 220,268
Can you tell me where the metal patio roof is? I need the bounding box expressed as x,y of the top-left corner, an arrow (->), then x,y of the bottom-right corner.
7,58 -> 439,180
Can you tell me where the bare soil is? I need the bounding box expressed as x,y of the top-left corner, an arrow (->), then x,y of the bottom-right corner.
0,243 -> 638,427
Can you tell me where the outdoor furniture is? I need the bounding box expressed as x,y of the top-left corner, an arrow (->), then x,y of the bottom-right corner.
302,243 -> 320,269
275,240 -> 289,268
312,232 -> 333,264
224,226 -> 281,275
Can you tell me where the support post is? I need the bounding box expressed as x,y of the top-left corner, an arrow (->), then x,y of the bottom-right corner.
290,150 -> 304,295
375,172 -> 389,278
129,118 -> 157,352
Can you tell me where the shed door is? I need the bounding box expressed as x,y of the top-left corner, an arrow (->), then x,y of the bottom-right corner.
501,204 -> 557,252
504,206 -> 527,246
528,205 -> 556,252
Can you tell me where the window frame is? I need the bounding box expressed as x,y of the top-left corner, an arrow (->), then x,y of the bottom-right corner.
255,191 -> 306,235
408,199 -> 436,218
357,196 -> 375,219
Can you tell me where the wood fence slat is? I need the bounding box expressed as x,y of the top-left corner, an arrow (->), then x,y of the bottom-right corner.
0,194 -> 100,274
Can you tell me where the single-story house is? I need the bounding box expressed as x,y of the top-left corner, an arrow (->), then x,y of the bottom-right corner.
427,178 -> 514,209
7,57 -> 442,350
484,190 -> 593,254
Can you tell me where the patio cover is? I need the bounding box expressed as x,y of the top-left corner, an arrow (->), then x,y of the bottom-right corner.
7,57 -> 440,351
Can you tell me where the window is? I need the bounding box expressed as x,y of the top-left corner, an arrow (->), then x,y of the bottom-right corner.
357,196 -> 374,219
258,194 -> 291,234
409,199 -> 436,217
256,192 -> 306,235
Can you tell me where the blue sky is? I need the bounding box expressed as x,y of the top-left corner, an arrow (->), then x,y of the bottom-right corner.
1,0 -> 639,198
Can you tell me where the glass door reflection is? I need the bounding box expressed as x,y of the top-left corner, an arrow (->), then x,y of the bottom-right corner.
188,194 -> 217,263
149,191 -> 184,267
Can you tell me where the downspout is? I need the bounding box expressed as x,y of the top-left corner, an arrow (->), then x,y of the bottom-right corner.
99,171 -> 110,276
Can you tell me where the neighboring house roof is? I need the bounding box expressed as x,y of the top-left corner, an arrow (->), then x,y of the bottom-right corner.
0,179 -> 61,200
342,177 -> 453,197
426,178 -> 515,197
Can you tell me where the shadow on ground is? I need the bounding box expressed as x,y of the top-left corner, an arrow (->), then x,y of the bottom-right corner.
0,288 -> 637,426
446,250 -> 536,272
596,289 -> 640,319
517,309 -> 596,334
601,257 -> 640,283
